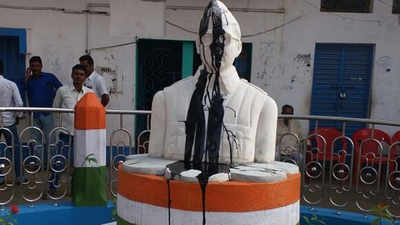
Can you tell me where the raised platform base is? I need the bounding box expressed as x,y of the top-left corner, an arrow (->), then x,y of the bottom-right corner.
118,163 -> 302,225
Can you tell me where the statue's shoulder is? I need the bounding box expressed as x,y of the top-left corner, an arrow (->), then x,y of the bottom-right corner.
153,76 -> 195,106
153,76 -> 195,98
164,76 -> 196,92
240,79 -> 270,98
239,79 -> 277,108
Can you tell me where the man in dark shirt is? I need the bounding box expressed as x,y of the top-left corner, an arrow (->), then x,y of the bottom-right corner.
24,56 -> 62,168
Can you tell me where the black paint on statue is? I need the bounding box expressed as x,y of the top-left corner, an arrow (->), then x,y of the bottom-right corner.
184,69 -> 208,168
185,0 -> 226,168
168,1 -> 232,225
206,94 -> 224,164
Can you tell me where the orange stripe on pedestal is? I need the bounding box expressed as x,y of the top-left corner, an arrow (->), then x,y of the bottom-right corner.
74,93 -> 106,130
118,170 -> 301,212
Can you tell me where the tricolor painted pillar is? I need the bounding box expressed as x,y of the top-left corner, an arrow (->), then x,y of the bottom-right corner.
72,93 -> 107,206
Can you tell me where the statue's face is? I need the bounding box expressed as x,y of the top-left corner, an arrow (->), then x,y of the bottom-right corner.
199,30 -> 215,74
199,32 -> 239,73
197,0 -> 242,74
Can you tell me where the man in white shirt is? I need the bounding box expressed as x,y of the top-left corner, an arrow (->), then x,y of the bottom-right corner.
79,55 -> 109,107
53,64 -> 93,135
0,60 -> 24,184
51,64 -> 93,192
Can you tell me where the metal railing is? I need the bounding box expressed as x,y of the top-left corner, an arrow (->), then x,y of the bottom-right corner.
0,107 -> 399,218
0,107 -> 151,204
279,115 -> 400,218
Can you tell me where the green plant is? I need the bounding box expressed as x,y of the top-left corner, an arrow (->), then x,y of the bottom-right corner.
305,215 -> 326,225
296,215 -> 326,225
81,153 -> 98,167
0,205 -> 18,225
370,203 -> 395,225
111,198 -> 117,221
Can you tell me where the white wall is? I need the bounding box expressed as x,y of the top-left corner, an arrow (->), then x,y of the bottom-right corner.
88,10 -> 137,143
0,0 -> 138,145
0,0 -> 87,85
1,0 -> 399,139
165,0 -> 400,135
280,0 -> 400,135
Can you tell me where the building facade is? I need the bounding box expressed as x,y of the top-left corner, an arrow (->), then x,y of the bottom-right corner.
0,0 -> 399,137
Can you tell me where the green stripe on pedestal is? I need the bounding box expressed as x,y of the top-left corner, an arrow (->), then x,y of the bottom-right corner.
72,166 -> 107,206
117,216 -> 135,225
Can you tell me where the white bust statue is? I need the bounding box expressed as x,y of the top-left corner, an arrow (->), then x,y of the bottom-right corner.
148,0 -> 278,165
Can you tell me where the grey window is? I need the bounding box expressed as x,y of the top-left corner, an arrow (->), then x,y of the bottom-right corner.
394,0 -> 400,14
321,0 -> 373,13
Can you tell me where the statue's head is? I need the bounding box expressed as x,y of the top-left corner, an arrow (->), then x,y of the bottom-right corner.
197,0 -> 242,73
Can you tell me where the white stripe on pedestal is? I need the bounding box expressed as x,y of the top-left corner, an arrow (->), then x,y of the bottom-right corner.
117,194 -> 300,225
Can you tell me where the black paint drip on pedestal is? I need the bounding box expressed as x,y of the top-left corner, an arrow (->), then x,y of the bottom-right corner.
167,179 -> 172,225
166,161 -> 229,225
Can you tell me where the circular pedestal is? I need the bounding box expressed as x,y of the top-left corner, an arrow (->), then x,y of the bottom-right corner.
117,167 -> 301,225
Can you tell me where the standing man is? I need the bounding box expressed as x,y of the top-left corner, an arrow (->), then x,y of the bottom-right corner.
0,60 -> 24,184
25,56 -> 62,172
51,64 -> 93,193
25,56 -> 62,143
79,55 -> 110,107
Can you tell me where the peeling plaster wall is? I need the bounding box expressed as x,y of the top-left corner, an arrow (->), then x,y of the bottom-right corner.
0,0 -> 87,85
0,0 -> 139,144
1,0 -> 400,140
281,0 -> 400,135
87,11 -> 137,144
